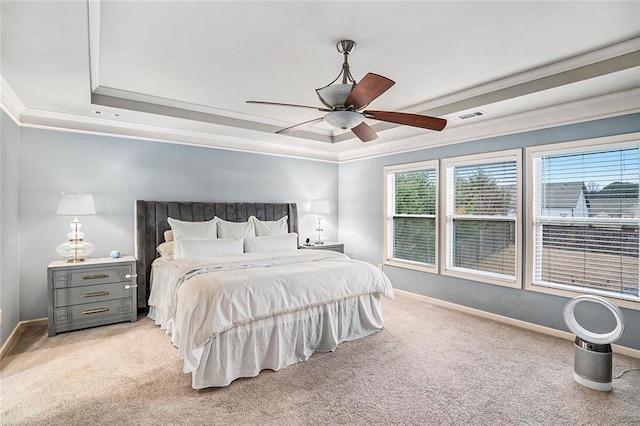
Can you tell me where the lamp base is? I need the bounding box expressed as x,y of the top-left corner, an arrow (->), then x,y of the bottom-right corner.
56,240 -> 95,263
57,218 -> 94,263
315,217 -> 325,245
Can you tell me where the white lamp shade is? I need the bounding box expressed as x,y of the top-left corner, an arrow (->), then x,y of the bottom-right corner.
310,199 -> 330,215
323,111 -> 364,130
56,193 -> 96,216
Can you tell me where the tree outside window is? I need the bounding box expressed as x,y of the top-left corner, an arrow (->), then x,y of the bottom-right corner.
443,150 -> 521,288
385,161 -> 438,270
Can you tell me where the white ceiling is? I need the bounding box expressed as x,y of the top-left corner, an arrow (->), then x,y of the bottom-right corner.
2,1 -> 640,162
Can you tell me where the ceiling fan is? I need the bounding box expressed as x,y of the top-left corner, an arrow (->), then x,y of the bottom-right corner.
246,40 -> 447,142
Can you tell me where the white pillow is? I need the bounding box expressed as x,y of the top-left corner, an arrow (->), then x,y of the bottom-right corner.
156,241 -> 174,260
250,215 -> 288,236
243,233 -> 299,253
176,238 -> 244,259
216,217 -> 255,238
167,217 -> 218,258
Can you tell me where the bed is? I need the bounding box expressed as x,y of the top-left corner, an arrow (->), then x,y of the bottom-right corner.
134,201 -> 394,388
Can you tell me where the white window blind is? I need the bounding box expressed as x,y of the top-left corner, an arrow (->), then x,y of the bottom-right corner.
532,147 -> 639,301
445,154 -> 518,283
386,165 -> 437,267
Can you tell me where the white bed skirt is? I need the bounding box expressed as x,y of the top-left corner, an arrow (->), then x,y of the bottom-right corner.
190,293 -> 384,389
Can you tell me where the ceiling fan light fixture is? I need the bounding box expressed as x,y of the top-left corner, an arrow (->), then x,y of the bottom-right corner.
247,39 -> 447,142
324,111 -> 364,130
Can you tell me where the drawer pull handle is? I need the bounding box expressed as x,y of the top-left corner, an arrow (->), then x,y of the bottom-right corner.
82,307 -> 109,315
82,291 -> 110,298
82,274 -> 110,280
124,284 -> 138,290
125,274 -> 138,279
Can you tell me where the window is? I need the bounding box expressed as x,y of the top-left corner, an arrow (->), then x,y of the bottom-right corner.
442,150 -> 521,287
529,137 -> 639,304
385,161 -> 438,272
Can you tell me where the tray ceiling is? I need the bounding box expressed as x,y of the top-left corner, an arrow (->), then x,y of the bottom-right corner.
2,1 -> 640,161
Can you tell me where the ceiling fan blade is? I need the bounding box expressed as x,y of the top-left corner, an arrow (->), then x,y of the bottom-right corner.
364,110 -> 447,131
246,100 -> 330,112
344,73 -> 395,110
276,117 -> 325,134
351,122 -> 378,142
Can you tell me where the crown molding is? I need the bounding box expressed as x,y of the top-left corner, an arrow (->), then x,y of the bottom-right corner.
0,75 -> 25,124
11,87 -> 640,164
17,107 -> 340,163
338,88 -> 640,162
91,90 -> 334,143
87,0 -> 101,92
7,85 -> 639,165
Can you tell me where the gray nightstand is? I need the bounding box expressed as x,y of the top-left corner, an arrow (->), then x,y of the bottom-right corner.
299,242 -> 344,253
47,256 -> 138,337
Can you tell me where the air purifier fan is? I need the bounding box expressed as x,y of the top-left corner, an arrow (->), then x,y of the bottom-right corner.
563,295 -> 625,391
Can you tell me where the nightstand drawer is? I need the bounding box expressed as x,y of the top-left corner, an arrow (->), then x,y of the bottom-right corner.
54,298 -> 134,324
319,245 -> 343,253
53,265 -> 132,289
48,256 -> 138,336
54,281 -> 133,307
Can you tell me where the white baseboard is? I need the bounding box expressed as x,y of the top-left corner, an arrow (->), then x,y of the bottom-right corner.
0,318 -> 47,360
394,289 -> 640,360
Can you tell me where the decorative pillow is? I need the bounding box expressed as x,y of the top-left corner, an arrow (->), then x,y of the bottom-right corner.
167,217 -> 218,258
156,241 -> 174,260
216,217 -> 256,239
250,215 -> 288,236
176,238 -> 243,259
243,233 -> 299,253
164,230 -> 174,242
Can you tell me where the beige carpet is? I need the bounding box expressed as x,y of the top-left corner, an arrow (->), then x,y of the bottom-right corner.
1,291 -> 639,425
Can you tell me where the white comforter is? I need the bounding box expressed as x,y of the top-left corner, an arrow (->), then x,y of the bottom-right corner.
148,250 -> 394,372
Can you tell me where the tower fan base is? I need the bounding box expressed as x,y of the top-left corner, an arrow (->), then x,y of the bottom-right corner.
573,372 -> 613,392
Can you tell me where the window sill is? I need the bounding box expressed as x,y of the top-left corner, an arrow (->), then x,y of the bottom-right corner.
384,259 -> 438,274
527,281 -> 640,311
442,268 -> 521,289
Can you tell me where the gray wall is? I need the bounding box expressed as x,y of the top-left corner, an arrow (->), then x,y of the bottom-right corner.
339,113 -> 640,350
3,111 -> 639,351
17,127 -> 338,322
0,110 -> 21,345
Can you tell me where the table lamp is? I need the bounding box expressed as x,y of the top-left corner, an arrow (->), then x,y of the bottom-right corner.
309,199 -> 330,245
56,192 -> 96,263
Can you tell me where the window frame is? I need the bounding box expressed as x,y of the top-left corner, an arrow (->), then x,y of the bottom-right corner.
441,149 -> 522,288
384,160 -> 439,273
526,133 -> 640,310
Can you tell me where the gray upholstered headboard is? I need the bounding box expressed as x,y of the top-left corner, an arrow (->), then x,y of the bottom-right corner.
134,201 -> 298,309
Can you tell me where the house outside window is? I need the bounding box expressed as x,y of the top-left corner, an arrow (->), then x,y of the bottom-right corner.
384,161 -> 438,273
541,182 -> 589,218
527,135 -> 640,307
442,150 -> 522,288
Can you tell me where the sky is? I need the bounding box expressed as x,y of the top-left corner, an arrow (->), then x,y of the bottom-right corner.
540,147 -> 638,190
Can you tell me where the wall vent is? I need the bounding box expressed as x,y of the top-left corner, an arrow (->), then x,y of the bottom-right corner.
457,111 -> 486,120
93,110 -> 122,118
